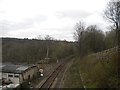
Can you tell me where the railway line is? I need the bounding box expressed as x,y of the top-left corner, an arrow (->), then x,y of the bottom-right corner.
38,56 -> 74,89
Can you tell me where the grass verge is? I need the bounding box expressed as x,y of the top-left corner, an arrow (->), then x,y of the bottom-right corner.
63,49 -> 119,88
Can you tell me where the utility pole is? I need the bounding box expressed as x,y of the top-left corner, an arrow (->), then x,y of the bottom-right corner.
80,31 -> 83,58
46,46 -> 49,58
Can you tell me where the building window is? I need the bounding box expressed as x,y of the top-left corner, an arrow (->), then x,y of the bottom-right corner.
2,73 -> 7,78
14,74 -> 19,78
8,74 -> 13,77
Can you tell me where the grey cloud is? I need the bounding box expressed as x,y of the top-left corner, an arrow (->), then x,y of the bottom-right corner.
0,20 -> 32,31
55,10 -> 92,19
40,28 -> 74,41
0,20 -> 33,36
0,15 -> 47,34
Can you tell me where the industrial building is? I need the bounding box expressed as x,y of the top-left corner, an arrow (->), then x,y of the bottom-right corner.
0,63 -> 38,85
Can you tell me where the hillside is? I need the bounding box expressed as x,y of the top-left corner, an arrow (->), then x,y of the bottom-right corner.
63,47 -> 119,88
2,37 -> 76,63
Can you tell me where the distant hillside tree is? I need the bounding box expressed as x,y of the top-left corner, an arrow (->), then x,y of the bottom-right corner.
104,0 -> 120,46
74,23 -> 105,57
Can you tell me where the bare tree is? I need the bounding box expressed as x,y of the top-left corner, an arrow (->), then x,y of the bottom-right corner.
104,0 -> 120,87
36,35 -> 43,40
44,35 -> 53,40
73,21 -> 85,41
104,0 -> 120,45
73,21 -> 85,57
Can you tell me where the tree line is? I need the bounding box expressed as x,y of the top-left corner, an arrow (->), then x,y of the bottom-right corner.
74,22 -> 117,57
2,36 -> 75,63
74,0 -> 119,57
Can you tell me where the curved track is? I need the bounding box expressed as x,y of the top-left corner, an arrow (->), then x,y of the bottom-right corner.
39,56 -> 74,89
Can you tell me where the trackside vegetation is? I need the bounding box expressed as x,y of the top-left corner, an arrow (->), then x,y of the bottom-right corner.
63,48 -> 119,88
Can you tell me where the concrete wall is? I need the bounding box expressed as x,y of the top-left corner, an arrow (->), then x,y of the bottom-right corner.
19,66 -> 38,84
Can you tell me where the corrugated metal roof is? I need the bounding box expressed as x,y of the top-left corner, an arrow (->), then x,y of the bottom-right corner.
16,66 -> 29,71
0,65 -> 5,68
0,63 -> 36,74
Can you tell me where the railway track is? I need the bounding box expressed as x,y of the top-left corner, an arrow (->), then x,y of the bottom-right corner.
39,56 -> 74,89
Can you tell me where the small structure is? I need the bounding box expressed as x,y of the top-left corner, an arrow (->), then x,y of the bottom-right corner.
37,46 -> 50,64
0,63 -> 38,85
37,58 -> 50,64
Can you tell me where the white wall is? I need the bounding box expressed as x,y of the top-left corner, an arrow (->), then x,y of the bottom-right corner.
0,72 -> 20,84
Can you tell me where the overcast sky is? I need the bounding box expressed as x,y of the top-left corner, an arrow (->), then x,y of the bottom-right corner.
0,0 -> 111,41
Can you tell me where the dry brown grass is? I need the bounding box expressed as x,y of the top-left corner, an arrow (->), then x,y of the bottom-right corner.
78,50 -> 119,88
